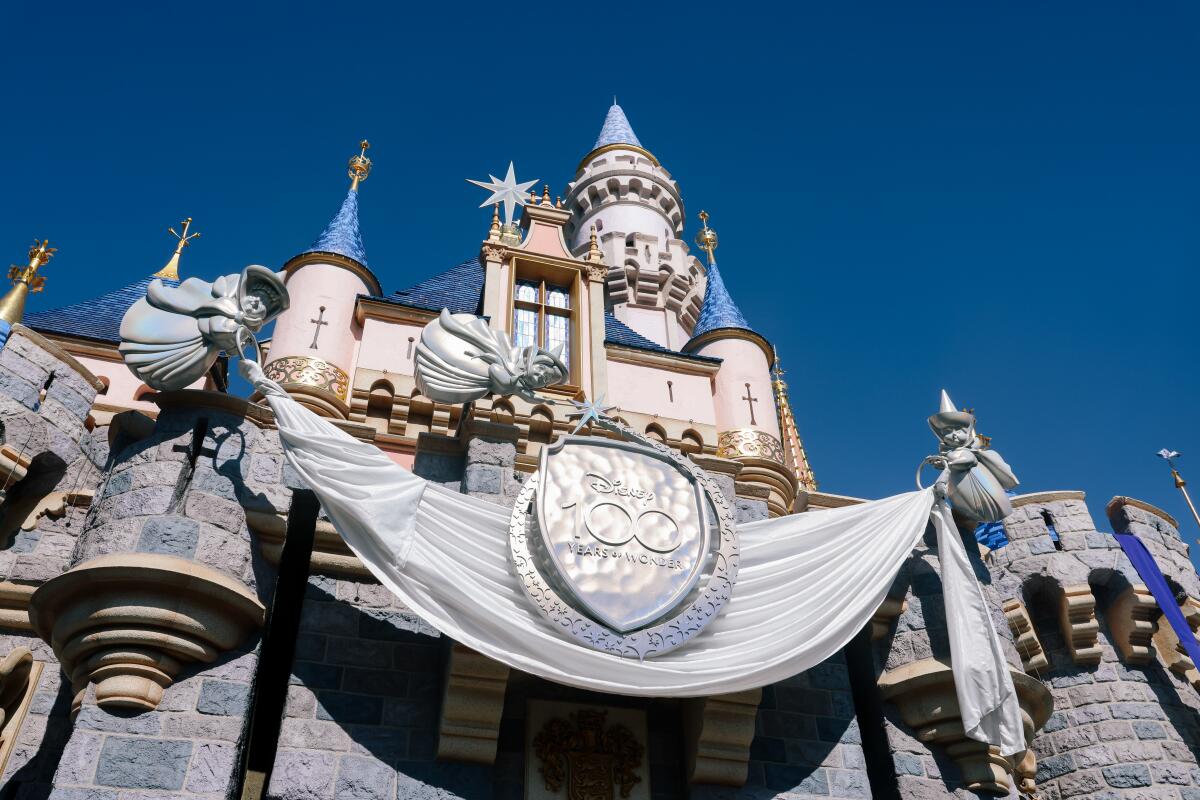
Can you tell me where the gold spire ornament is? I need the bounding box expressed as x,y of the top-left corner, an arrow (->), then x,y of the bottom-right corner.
772,358 -> 817,494
1157,450 -> 1200,533
0,240 -> 55,325
154,217 -> 201,280
348,140 -> 372,191
695,210 -> 718,265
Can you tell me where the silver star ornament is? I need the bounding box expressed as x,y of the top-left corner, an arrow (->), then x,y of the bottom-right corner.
567,394 -> 617,435
466,162 -> 538,226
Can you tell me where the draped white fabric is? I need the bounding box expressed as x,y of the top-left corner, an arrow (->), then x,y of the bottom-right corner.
252,366 -> 1023,754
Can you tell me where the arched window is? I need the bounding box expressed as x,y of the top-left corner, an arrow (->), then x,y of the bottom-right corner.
365,380 -> 394,434
528,405 -> 555,445
644,424 -> 666,444
680,430 -> 703,455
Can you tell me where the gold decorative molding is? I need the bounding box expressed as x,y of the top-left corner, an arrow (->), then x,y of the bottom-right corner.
281,250 -> 381,297
1108,584 -> 1159,665
437,644 -> 510,764
0,647 -> 42,777
1003,599 -> 1048,672
265,356 -> 350,403
878,658 -> 1052,796
717,429 -> 785,464
30,553 -> 265,712
1059,584 -> 1102,665
683,688 -> 762,787
246,509 -> 370,579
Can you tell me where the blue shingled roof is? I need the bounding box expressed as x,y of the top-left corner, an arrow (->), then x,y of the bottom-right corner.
24,276 -> 180,344
379,258 -> 718,363
593,103 -> 643,150
387,257 -> 484,315
303,189 -> 368,267
689,260 -> 754,340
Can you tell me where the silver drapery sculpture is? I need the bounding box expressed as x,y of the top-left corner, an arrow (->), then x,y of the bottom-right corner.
920,389 -> 1019,522
119,265 -> 290,391
414,309 -> 567,403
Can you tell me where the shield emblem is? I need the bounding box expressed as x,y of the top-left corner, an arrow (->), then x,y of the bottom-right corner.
534,436 -> 712,633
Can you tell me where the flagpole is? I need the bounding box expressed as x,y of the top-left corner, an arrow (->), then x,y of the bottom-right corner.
1158,450 -> 1200,535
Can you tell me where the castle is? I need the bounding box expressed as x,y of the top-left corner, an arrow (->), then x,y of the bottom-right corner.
0,102 -> 1197,800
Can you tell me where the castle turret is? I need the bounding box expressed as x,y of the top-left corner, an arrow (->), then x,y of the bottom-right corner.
564,103 -> 702,350
263,141 -> 381,418
684,213 -> 795,516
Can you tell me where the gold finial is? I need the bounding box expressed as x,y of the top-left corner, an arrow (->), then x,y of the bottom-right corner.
0,239 -> 55,325
487,203 -> 501,242
348,139 -> 372,191
586,224 -> 604,264
154,217 -> 200,280
542,184 -> 551,205
695,210 -> 718,265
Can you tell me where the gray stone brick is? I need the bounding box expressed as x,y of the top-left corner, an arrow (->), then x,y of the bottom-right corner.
461,464 -> 501,494
53,730 -> 103,784
46,791 -> 118,800
160,712 -> 244,742
1110,702 -> 1167,721
95,737 -> 192,790
197,679 -> 250,716
1037,754 -> 1075,781
1101,763 -> 1153,788
892,752 -> 923,776
185,741 -> 237,794
268,748 -> 338,800
1133,720 -> 1168,740
0,347 -> 50,386
105,469 -> 134,497
0,368 -> 41,409
136,516 -> 200,558
826,767 -> 868,798
184,491 -> 245,532
333,755 -> 395,800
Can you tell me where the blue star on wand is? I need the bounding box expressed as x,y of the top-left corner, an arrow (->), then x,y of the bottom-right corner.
567,394 -> 616,435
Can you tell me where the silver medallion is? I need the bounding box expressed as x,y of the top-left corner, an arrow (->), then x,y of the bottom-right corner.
509,419 -> 738,659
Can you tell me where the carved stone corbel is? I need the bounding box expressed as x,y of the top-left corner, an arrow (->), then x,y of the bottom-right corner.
0,582 -> 35,631
1154,596 -> 1200,686
246,509 -> 371,579
0,647 -> 43,776
683,688 -> 762,786
1003,599 -> 1048,672
878,658 -> 1052,796
0,446 -> 32,489
1058,584 -> 1102,665
1108,585 -> 1159,665
30,553 -> 264,712
436,644 -> 510,764
871,596 -> 908,640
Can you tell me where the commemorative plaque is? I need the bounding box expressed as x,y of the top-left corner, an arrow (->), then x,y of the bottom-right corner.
509,418 -> 738,658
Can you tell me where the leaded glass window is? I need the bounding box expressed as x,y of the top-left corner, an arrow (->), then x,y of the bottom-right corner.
512,279 -> 573,377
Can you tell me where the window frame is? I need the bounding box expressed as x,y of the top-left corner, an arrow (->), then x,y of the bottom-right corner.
508,259 -> 580,392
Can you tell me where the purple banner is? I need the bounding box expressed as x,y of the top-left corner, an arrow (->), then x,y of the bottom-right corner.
1113,532 -> 1200,671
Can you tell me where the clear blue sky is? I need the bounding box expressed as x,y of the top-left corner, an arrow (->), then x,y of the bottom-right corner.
3,4 -> 1199,549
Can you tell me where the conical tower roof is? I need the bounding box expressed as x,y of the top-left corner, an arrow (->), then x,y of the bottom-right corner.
593,102 -> 643,150
25,275 -> 180,344
689,260 -> 753,339
302,188 -> 368,267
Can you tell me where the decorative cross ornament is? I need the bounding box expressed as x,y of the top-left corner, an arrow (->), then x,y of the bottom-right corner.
309,306 -> 328,349
742,383 -> 758,425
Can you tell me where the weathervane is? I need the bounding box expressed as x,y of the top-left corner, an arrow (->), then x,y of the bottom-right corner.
467,162 -> 537,230
154,218 -> 201,280
1157,449 -> 1200,533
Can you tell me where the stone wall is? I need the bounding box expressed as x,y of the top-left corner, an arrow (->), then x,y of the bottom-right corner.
0,326 -> 104,799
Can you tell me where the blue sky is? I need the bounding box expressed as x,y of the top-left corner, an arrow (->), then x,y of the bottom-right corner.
2,3 -> 1198,550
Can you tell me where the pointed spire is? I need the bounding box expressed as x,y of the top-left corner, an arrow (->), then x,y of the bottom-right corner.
303,141 -> 371,267
154,217 -> 200,280
0,240 -> 54,326
592,102 -> 643,150
689,212 -> 753,338
773,359 -> 817,492
939,389 -> 956,414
